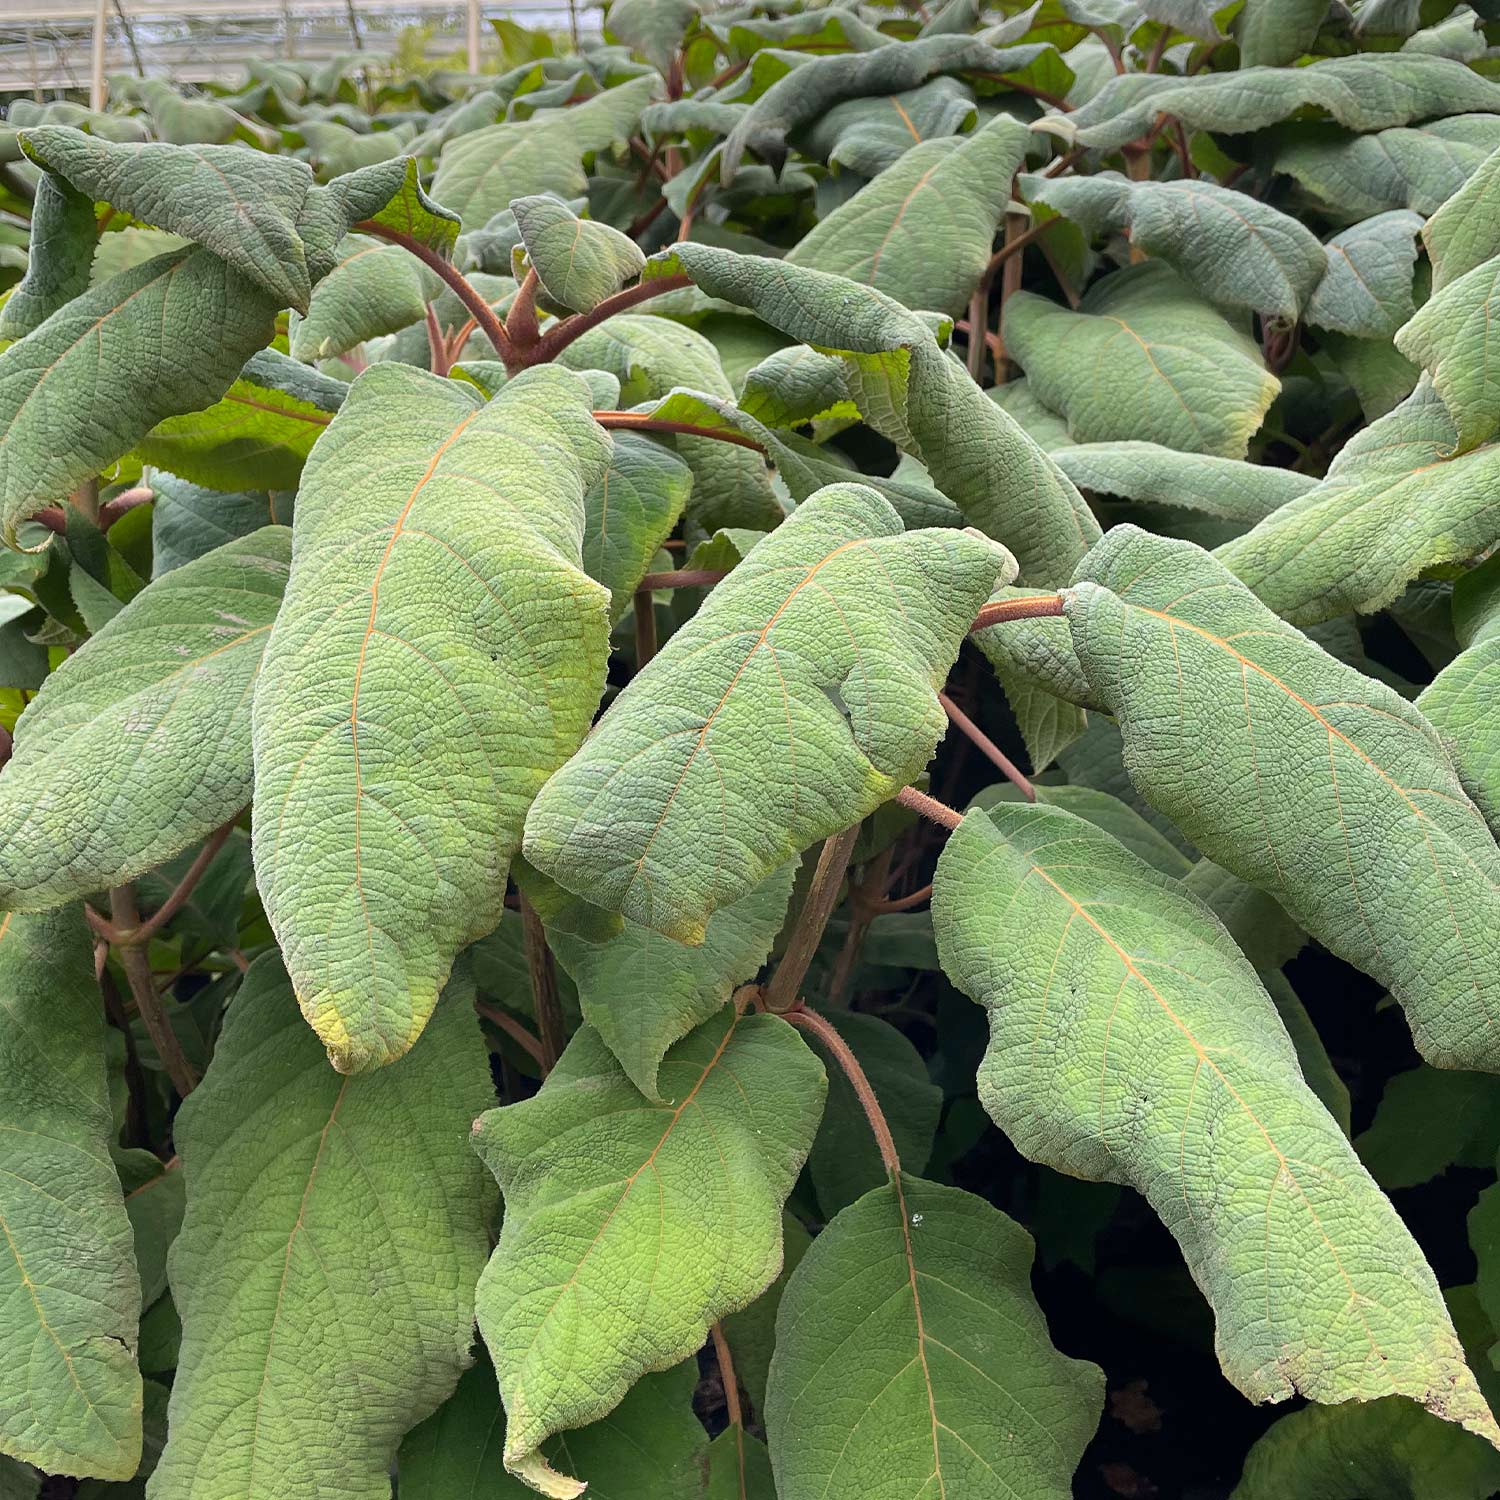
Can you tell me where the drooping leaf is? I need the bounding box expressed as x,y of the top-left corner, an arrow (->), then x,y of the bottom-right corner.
136,348 -> 347,493
805,1011 -> 943,1218
1068,525 -> 1500,1072
0,249 -> 280,545
1052,440 -> 1318,524
517,856 -> 797,1099
511,195 -> 646,315
149,954 -> 497,1500
400,1358 -> 708,1500
784,113 -> 1033,317
148,471 -> 294,577
1237,0 -> 1327,67
1219,380 -> 1500,623
764,1173 -> 1104,1499
798,76 -> 978,178
0,528 -> 288,911
1306,209 -> 1425,338
0,172 -> 95,339
581,432 -> 693,623
252,364 -> 611,1072
607,0 -> 702,75
471,1005 -> 825,1497
289,232 -> 436,361
0,907 -> 141,1482
643,243 -> 1102,585
933,800 -> 1498,1437
523,484 -> 1010,942
1004,264 -> 1280,458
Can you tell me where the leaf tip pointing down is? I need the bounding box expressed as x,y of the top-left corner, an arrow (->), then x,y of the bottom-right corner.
299,979 -> 439,1075
507,1443 -> 590,1498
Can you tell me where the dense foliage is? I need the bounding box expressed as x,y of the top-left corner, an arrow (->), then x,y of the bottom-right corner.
2,3 -> 1500,1495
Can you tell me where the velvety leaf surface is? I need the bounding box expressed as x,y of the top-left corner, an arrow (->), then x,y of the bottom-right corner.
719,1212 -> 812,1419
472,1006 -> 824,1497
1004,264 -> 1280,458
0,249 -> 279,545
933,802 -> 1498,1437
1424,140 -> 1500,289
136,348 -> 346,493
148,473 -> 293,577
798,76 -> 977,177
0,908 -> 141,1481
290,232 -> 434,361
0,172 -> 95,339
399,1359 -> 708,1499
519,858 -> 797,1099
785,113 -> 1033,317
149,955 -> 497,1500
0,528 -> 289,910
523,484 -> 1009,942
252,364 -> 611,1072
1306,210 -> 1425,338
765,1174 -> 1104,1499
1067,525 -> 1500,1073
512,195 -> 646,314
1218,380 -> 1500,622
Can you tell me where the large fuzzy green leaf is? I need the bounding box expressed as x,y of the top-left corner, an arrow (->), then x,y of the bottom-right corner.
932,801 -> 1499,1439
784,113 -> 1032,317
523,484 -> 1009,942
289,232 -> 435,361
1070,55 -> 1500,150
1022,171 -> 1326,320
149,955 -> 497,1500
0,172 -> 95,339
0,908 -> 141,1482
1395,257 -> 1500,454
1237,0 -> 1327,66
136,348 -> 347,493
511,195 -> 646,315
251,364 -> 611,1073
1425,143 -> 1500,289
798,76 -> 978,177
471,1005 -> 824,1497
0,249 -> 280,545
764,1173 -> 1104,1499
644,243 -> 1102,584
1004,264 -> 1280,458
0,528 -> 289,911
1306,210 -> 1425,338
149,472 -> 293,577
400,1359 -> 708,1499
1218,381 -> 1500,623
432,77 -> 659,228
1274,114 -> 1500,219
1067,525 -> 1500,1073
518,858 -> 797,1099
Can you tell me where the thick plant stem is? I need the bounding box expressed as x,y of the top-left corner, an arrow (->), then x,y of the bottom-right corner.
635,567 -> 728,591
969,592 -> 1065,631
710,1322 -> 744,1430
782,1005 -> 901,1177
633,585 -> 658,667
518,893 -> 566,1073
872,882 -> 932,914
762,823 -> 862,1014
524,273 -> 693,365
476,999 -> 547,1068
109,885 -> 200,1098
354,219 -> 516,366
827,846 -> 894,1006
938,691 -> 1034,802
506,265 -> 543,349
591,411 -> 765,451
424,302 -> 451,377
896,785 -> 963,831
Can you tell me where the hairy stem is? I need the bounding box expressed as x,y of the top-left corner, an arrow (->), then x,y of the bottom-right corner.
939,690 -> 1034,802
827,846 -> 894,1006
763,823 -> 862,1014
782,1005 -> 901,1177
895,785 -> 963,831
635,567 -> 728,591
710,1322 -> 745,1431
506,265 -> 543,349
518,893 -> 566,1072
591,411 -> 765,450
130,817 -> 241,947
969,592 -> 1065,631
524,273 -> 693,365
109,885 -> 200,1098
424,302 -> 451,377
354,219 -> 516,366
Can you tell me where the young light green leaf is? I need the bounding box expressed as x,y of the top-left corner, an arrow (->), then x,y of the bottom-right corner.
252,364 -> 611,1073
289,232 -> 435,361
0,907 -> 141,1482
1394,255 -> 1500,454
472,1005 -> 825,1498
136,348 -> 346,494
582,432 -> 693,623
524,484 -> 1010,942
511,195 -> 646,315
517,856 -> 796,1099
400,1359 -> 708,1500
149,954 -> 497,1500
1053,441 -> 1318,524
1306,210 -> 1425,339
933,801 -> 1498,1438
0,249 -> 280,546
784,113 -> 1033,317
765,1173 -> 1104,1499
1218,380 -> 1500,622
0,528 -> 288,911
739,345 -> 854,429
1068,525 -> 1500,1072
1004,264 -> 1280,458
